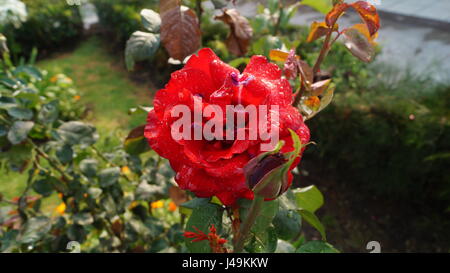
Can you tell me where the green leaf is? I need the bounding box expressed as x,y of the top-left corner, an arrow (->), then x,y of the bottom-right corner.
38,100 -> 59,124
298,209 -> 326,240
252,35 -> 284,57
296,240 -> 339,253
125,31 -> 160,71
19,216 -> 51,244
301,0 -> 333,14
73,213 -> 94,226
293,185 -> 324,213
98,167 -> 121,187
229,57 -> 250,68
7,121 -> 34,145
185,203 -> 223,253
135,181 -> 165,201
57,121 -> 98,147
273,207 -> 302,241
140,9 -> 161,33
0,124 -> 8,137
275,239 -> 296,253
56,144 -> 73,164
245,226 -> 278,253
239,199 -> 279,234
7,107 -> 33,120
32,179 -> 54,197
79,158 -> 98,178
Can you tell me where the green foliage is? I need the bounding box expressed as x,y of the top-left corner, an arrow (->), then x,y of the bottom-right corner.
92,0 -> 158,47
0,48 -> 182,253
0,0 -> 83,61
306,74 -> 450,208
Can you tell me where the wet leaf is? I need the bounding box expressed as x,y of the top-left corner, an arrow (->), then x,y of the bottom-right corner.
125,31 -> 160,71
342,28 -> 375,62
351,1 -> 380,37
215,9 -> 253,56
140,9 -> 161,33
325,2 -> 349,27
7,121 -> 34,145
160,1 -> 201,61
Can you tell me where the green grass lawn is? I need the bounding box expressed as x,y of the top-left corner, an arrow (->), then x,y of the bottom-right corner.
0,37 -> 154,201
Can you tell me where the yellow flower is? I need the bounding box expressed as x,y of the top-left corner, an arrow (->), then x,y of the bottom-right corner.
151,200 -> 164,209
121,166 -> 131,175
168,201 -> 177,212
55,202 -> 66,215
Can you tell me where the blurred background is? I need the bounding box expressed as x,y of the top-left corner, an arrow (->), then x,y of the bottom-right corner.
0,0 -> 449,252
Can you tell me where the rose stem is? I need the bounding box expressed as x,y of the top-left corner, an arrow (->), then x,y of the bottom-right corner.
233,195 -> 264,253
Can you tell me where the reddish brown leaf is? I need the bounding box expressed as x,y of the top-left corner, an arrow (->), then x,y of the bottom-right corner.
342,28 -> 375,62
160,2 -> 201,61
325,3 -> 349,27
310,79 -> 332,96
168,186 -> 189,205
215,9 -> 253,56
307,21 -> 338,43
351,1 -> 380,37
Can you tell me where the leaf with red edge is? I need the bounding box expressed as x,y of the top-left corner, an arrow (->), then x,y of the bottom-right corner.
342,28 -> 375,63
124,125 -> 151,155
160,1 -> 201,61
307,21 -> 338,43
325,3 -> 349,27
351,1 -> 380,37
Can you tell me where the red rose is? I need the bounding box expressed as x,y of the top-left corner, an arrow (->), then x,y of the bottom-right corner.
144,48 -> 310,206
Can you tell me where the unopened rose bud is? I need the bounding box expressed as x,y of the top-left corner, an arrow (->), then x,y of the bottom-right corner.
244,151 -> 289,199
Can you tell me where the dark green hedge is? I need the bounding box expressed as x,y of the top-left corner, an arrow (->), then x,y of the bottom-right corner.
305,82 -> 450,208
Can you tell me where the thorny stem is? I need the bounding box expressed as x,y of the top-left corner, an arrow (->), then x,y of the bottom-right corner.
233,195 -> 264,253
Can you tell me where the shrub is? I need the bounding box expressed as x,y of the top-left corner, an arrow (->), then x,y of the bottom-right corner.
306,76 -> 450,208
0,0 -> 83,61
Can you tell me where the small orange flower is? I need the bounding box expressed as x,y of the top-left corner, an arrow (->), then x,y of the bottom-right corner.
151,200 -> 164,209
73,95 -> 81,101
55,202 -> 66,215
50,76 -> 58,83
305,96 -> 321,109
168,201 -> 177,212
121,166 -> 131,175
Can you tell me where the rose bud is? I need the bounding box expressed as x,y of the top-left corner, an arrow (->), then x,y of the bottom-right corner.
244,151 -> 288,199
244,130 -> 307,199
